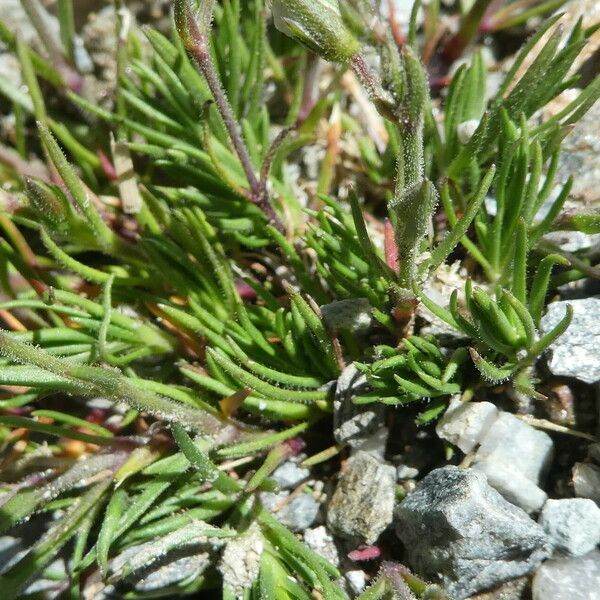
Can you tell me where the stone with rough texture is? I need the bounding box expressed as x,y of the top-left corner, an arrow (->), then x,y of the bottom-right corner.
467,577 -> 529,600
540,298 -> 600,384
333,364 -> 387,455
260,491 -> 320,532
573,462 -> 600,504
327,451 -> 396,544
471,412 -> 553,512
303,526 -> 340,567
532,550 -> 600,600
436,399 -> 498,454
395,466 -> 551,599
473,461 -> 547,514
219,523 -> 263,598
539,498 -> 600,556
474,413 -> 553,483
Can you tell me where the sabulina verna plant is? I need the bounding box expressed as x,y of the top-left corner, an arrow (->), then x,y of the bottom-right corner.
0,0 -> 598,598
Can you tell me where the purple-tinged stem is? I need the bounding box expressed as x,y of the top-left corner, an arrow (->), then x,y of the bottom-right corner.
182,5 -> 285,232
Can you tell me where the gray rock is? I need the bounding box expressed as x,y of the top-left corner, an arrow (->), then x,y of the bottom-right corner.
473,461 -> 547,514
271,460 -> 310,490
327,451 -> 396,544
539,498 -> 600,556
134,553 -> 210,593
260,491 -> 320,532
472,412 -> 553,512
554,91 -> 600,201
573,462 -> 600,504
436,399 -> 498,454
333,364 -> 387,456
395,466 -> 551,599
540,298 -> 600,384
321,298 -> 372,332
474,413 -> 553,484
532,550 -> 600,600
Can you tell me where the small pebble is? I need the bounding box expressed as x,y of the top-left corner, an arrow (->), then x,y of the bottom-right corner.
327,451 -> 396,544
573,462 -> 600,504
436,399 -> 498,453
538,498 -> 600,556
271,460 -> 309,490
260,491 -> 320,532
532,550 -> 600,600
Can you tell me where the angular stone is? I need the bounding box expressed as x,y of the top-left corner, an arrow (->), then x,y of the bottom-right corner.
436,399 -> 498,454
473,461 -> 547,514
532,550 -> 600,600
470,413 -> 553,512
395,466 -> 551,599
333,364 -> 387,455
327,451 -> 396,544
540,298 -> 600,384
573,462 -> 600,504
539,498 -> 600,556
473,413 -> 554,484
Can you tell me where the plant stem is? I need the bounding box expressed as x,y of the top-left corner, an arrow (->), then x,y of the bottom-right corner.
181,4 -> 284,232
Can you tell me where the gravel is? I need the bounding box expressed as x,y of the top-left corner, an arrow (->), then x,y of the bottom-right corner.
270,460 -> 310,490
538,498 -> 600,556
472,412 -> 553,513
540,298 -> 600,384
532,550 -> 600,600
327,451 -> 396,544
436,399 -> 498,454
572,462 -> 600,504
259,491 -> 320,532
395,466 -> 551,599
333,363 -> 387,456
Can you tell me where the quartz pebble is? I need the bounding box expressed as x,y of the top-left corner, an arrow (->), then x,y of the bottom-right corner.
532,550 -> 600,600
540,298 -> 600,384
327,451 -> 396,544
538,498 -> 600,556
573,462 -> 600,504
395,466 -> 551,599
436,399 -> 498,453
472,412 -> 553,512
303,526 -> 340,567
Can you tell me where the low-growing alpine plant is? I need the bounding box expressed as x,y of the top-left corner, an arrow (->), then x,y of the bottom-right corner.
0,0 -> 599,597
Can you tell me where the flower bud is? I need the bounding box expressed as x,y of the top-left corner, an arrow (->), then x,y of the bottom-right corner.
270,0 -> 360,63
